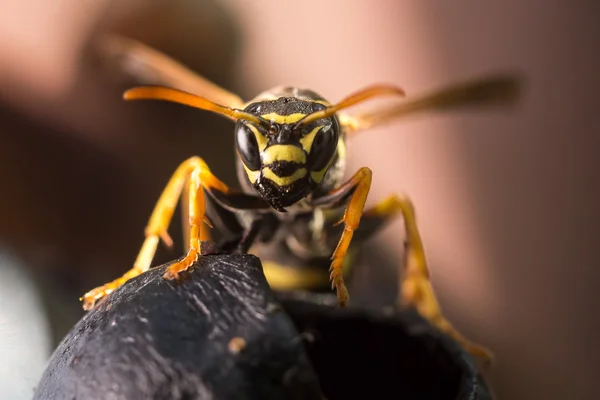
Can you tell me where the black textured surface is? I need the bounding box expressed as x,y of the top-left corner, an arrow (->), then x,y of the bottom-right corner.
34,254 -> 323,400
35,254 -> 493,400
278,291 -> 493,400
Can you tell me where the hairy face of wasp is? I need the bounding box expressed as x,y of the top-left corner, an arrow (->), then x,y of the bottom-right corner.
235,97 -> 340,211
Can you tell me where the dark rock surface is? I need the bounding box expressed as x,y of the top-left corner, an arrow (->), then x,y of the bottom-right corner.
34,254 -> 492,400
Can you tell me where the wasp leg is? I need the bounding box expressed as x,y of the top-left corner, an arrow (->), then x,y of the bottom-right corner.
180,174 -> 213,252
365,194 -> 493,363
162,161 -> 220,280
81,156 -> 229,310
315,167 -> 372,307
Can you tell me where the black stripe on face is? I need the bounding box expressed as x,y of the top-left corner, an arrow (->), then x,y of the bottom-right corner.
254,176 -> 313,211
266,160 -> 303,177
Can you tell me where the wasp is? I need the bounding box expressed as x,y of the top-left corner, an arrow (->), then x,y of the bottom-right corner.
82,35 -> 521,363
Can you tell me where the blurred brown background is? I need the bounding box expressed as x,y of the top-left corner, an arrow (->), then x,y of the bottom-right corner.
0,0 -> 598,399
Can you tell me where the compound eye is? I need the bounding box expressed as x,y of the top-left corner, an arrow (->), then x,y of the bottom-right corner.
308,126 -> 339,172
311,102 -> 327,113
235,123 -> 261,171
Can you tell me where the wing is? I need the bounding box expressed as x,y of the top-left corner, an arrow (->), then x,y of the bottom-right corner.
98,34 -> 245,108
339,73 -> 524,134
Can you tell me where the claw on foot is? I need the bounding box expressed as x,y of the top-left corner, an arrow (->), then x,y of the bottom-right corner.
81,286 -> 114,311
436,316 -> 494,364
80,268 -> 142,311
330,267 -> 349,307
163,249 -> 198,280
401,273 -> 494,364
464,341 -> 494,365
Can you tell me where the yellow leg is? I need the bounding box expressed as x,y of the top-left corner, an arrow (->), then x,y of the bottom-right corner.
180,175 -> 213,252
365,194 -> 493,363
81,156 -> 228,310
163,167 -> 211,280
329,167 -> 373,307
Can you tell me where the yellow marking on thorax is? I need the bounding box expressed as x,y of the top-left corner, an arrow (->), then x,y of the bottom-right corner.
262,168 -> 307,186
246,124 -> 269,152
337,136 -> 347,161
337,113 -> 360,132
299,126 -> 322,152
260,113 -> 306,124
262,144 -> 306,165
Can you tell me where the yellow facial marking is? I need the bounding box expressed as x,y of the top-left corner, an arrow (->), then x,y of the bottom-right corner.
242,162 -> 260,184
263,168 -> 307,186
260,113 -> 306,124
299,126 -> 323,152
246,124 -> 269,152
262,145 -> 306,165
310,168 -> 329,184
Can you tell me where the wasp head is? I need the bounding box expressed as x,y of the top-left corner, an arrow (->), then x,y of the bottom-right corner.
235,97 -> 340,211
